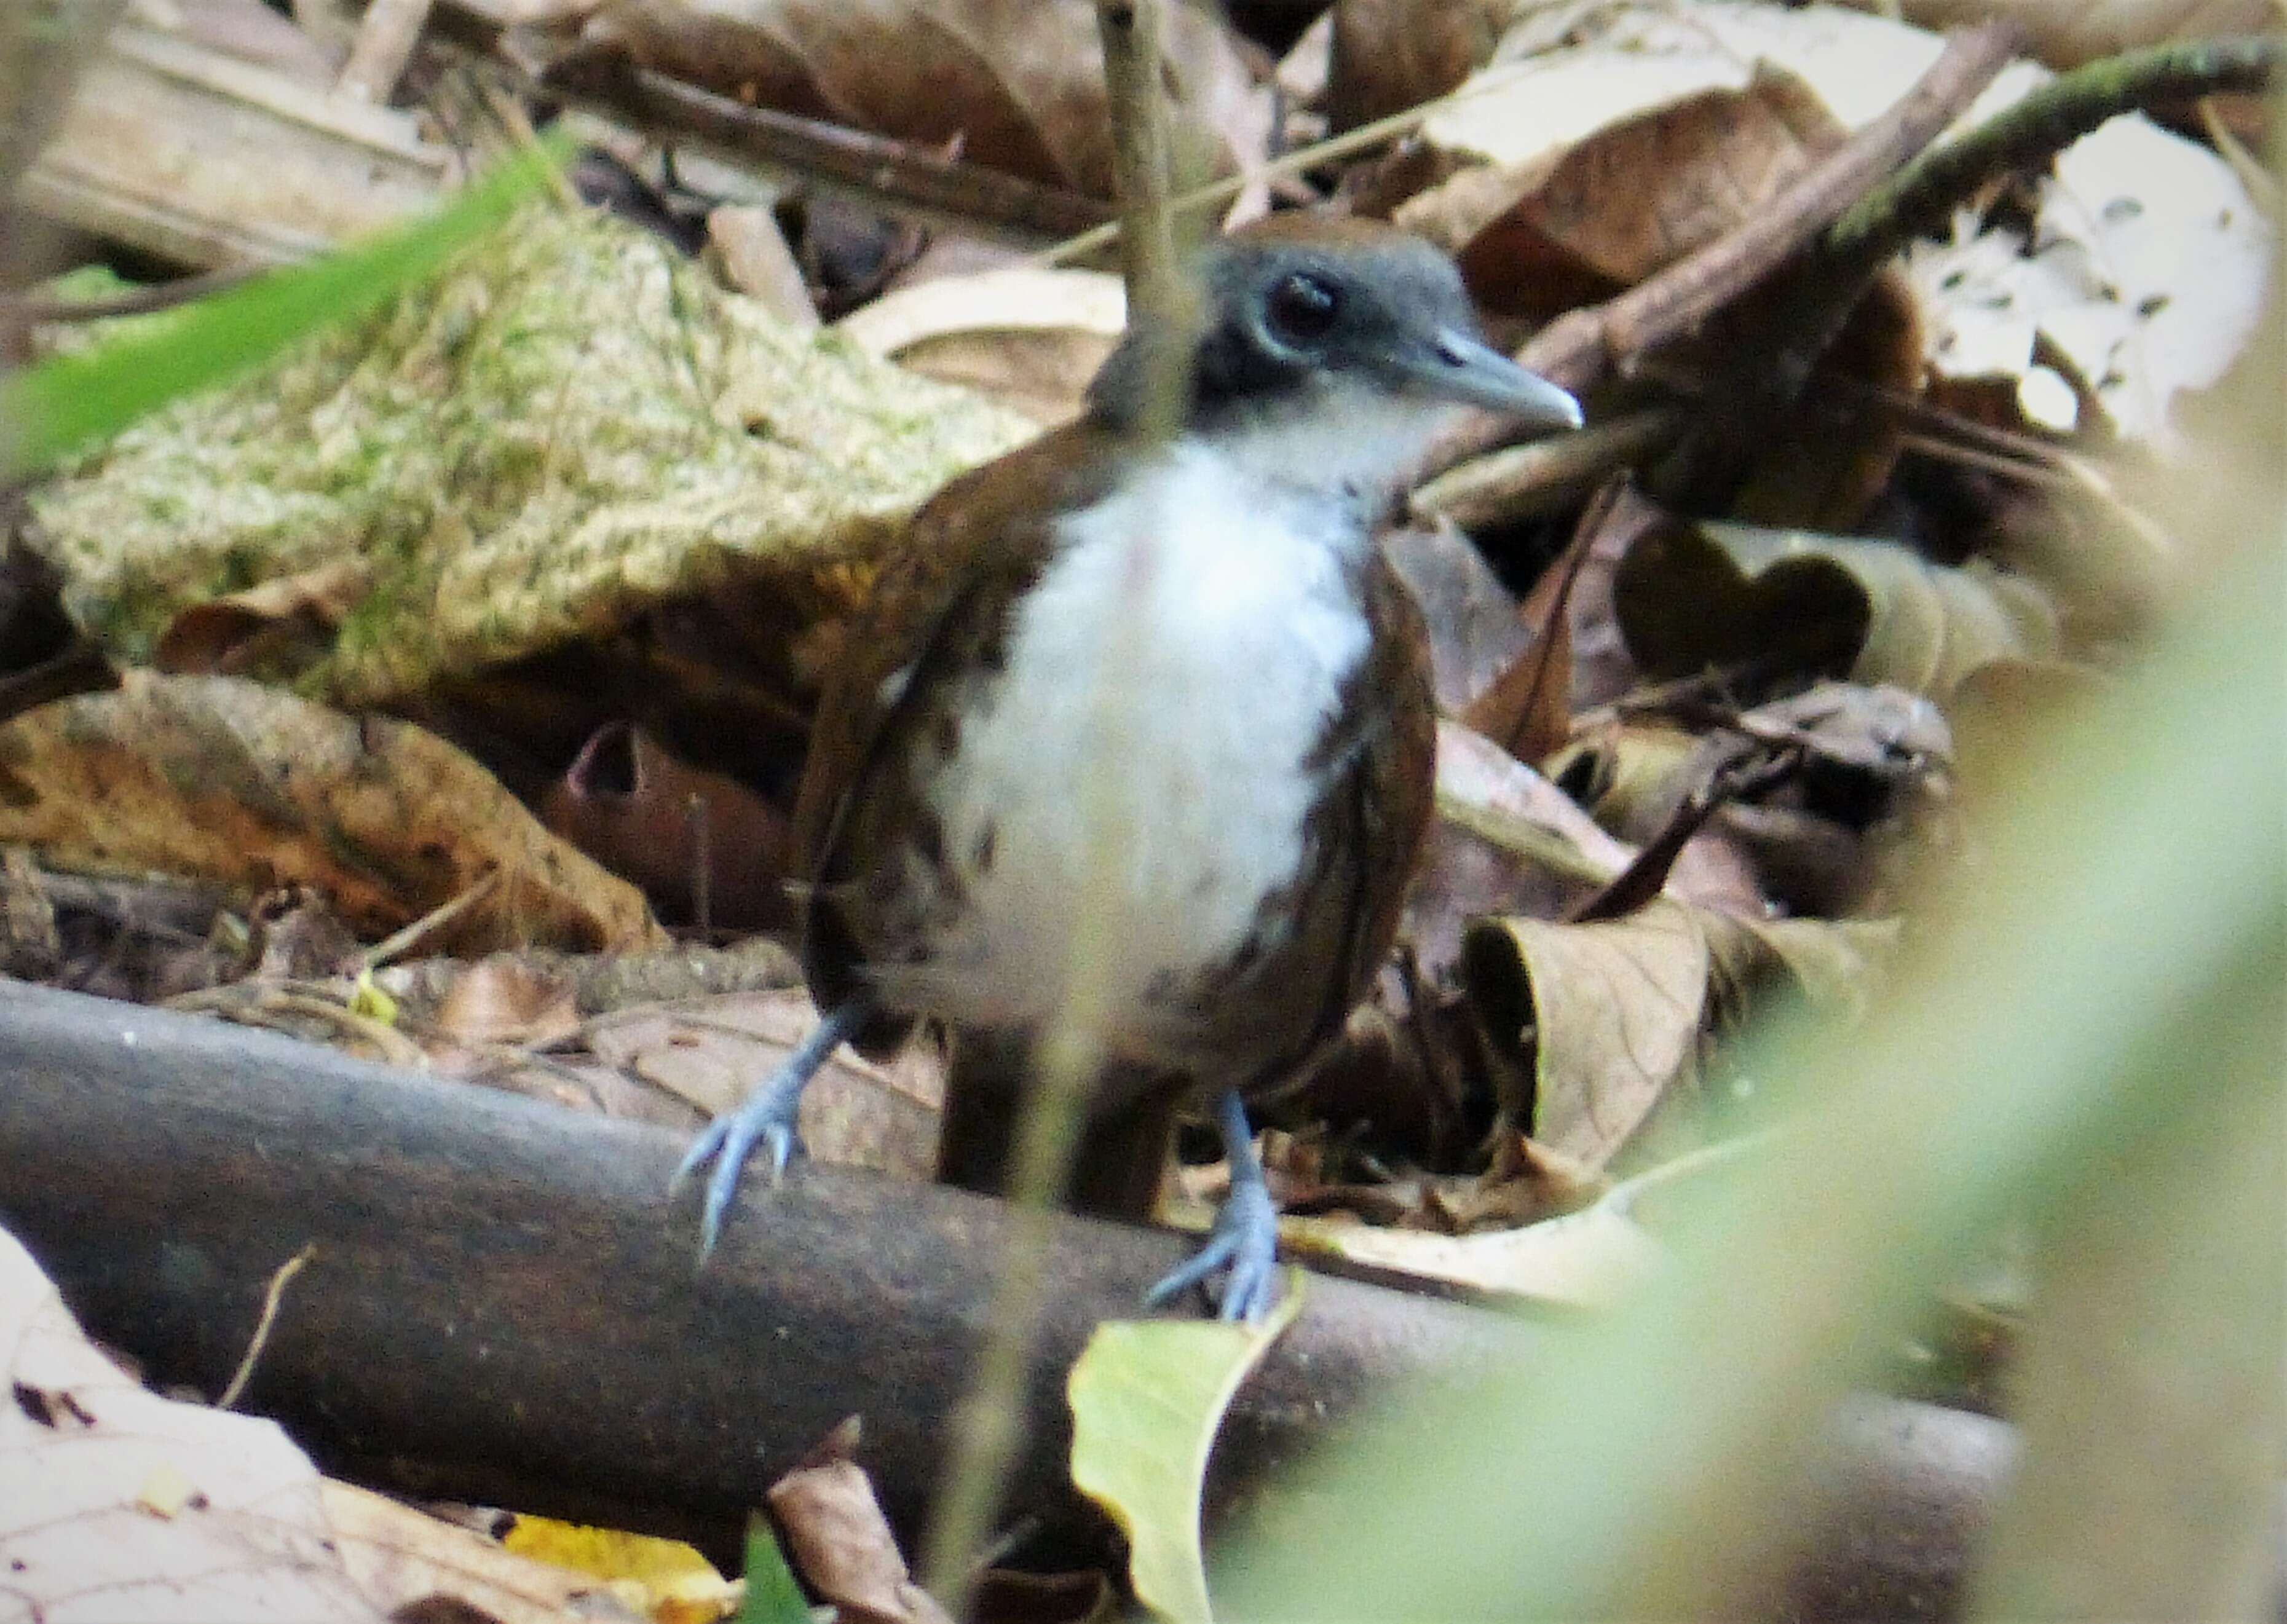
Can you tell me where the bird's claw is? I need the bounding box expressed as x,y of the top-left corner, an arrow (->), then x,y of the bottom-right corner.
673,1084 -> 804,1262
1144,1176 -> 1280,1323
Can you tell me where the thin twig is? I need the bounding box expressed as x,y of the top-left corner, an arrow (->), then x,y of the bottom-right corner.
217,1243 -> 315,1408
1822,35 -> 2286,277
1040,68 -> 1530,266
361,870 -> 502,971
536,54 -> 1108,245
1417,23 -> 2020,484
1410,405 -> 1686,530
920,2 -> 1191,1607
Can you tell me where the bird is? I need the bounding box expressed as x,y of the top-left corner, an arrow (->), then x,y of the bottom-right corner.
677,215 -> 1581,1320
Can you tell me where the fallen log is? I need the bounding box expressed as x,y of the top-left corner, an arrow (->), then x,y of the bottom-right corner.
0,978 -> 2003,1614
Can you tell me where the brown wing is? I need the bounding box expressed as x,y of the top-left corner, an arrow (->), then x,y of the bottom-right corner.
791,422 -> 1129,1041
1230,549 -> 1437,1100
1335,554 -> 1439,1004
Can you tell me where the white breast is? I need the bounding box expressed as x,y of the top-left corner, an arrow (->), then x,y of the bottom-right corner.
879,440 -> 1370,1057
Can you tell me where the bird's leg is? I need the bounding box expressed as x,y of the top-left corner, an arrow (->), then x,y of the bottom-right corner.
1144,1088 -> 1280,1323
674,995 -> 874,1259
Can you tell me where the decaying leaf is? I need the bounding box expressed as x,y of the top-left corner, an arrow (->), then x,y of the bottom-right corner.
1325,0 -> 1517,130
1461,897 -> 1894,1169
0,1224 -> 387,1622
1067,1281 -> 1305,1624
325,1483 -> 657,1624
1611,518 -> 2060,698
1903,109 -> 2272,444
767,1422 -> 952,1624
1404,69 -> 1847,320
587,0 -> 1273,198
25,203 -> 1034,706
152,559 -> 374,680
538,722 -> 795,930
500,1514 -> 738,1623
1372,1 -> 2264,444
0,672 -> 665,952
1879,0 -> 2284,75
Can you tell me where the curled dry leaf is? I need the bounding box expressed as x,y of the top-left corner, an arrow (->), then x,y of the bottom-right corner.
1461,897 -> 1894,1170
152,558 -> 373,680
0,1224 -> 388,1622
587,0 -> 1273,199
0,672 -> 666,953
539,722 -> 796,931
767,1431 -> 953,1624
25,203 -> 1033,706
1386,6 -> 1881,317
1611,518 -> 2061,699
835,265 -> 1125,427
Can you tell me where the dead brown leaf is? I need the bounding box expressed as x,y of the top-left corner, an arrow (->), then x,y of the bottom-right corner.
1325,0 -> 1515,130
1461,897 -> 1894,1170
836,266 -> 1124,428
588,0 -> 1272,199
538,723 -> 794,932
153,558 -> 373,682
0,672 -> 666,953
1396,69 -> 1845,321
1611,518 -> 2061,699
768,1424 -> 952,1624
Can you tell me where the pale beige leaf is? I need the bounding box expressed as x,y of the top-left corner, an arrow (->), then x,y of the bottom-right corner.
321,1483 -> 618,1624
0,1226 -> 385,1623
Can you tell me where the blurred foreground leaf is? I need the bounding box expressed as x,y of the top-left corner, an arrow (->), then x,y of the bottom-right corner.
1217,500 -> 2281,1617
0,138 -> 567,481
737,1515 -> 811,1624
1068,1276 -> 1303,1623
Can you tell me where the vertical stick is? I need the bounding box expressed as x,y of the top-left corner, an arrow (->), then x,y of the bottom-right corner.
334,0 -> 435,105
918,1 -> 1193,1610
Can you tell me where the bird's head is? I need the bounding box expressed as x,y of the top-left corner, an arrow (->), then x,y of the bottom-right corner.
1087,216 -> 1581,495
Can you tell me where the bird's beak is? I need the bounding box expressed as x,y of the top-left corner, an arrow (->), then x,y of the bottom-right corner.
1411,329 -> 1583,433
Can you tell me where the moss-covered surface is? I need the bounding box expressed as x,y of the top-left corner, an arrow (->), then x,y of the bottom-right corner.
26,202 -> 1035,706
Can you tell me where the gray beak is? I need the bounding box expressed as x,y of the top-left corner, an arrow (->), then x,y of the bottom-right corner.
1412,328 -> 1582,432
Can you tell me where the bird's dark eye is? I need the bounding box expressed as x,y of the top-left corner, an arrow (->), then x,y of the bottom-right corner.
1265,272 -> 1341,345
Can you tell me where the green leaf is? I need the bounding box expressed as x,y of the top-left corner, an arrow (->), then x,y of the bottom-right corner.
736,1513 -> 812,1624
1067,1275 -> 1305,1624
0,136 -> 568,481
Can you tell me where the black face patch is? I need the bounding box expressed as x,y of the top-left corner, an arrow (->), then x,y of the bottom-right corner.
1086,234 -> 1483,432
